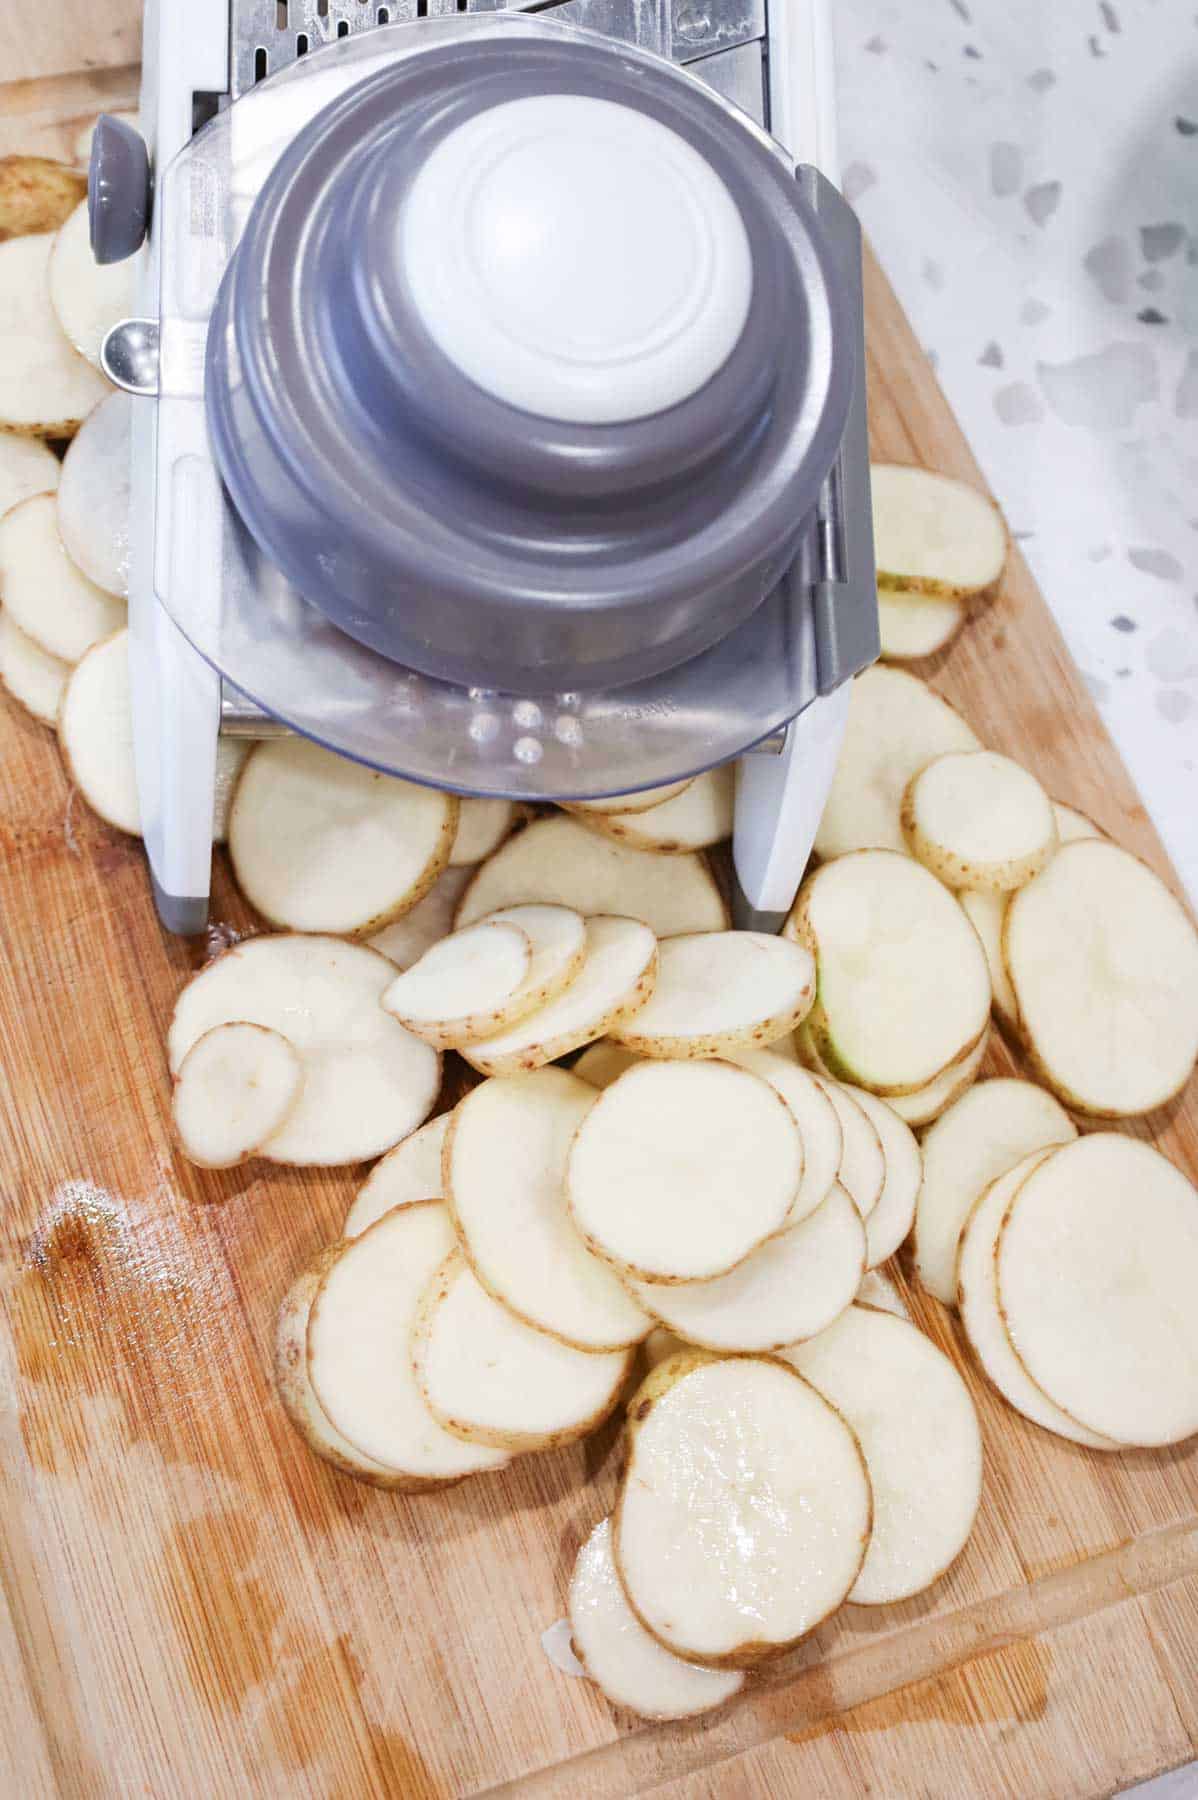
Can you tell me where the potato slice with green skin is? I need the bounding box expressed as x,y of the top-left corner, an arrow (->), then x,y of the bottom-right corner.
569,1518 -> 745,1721
729,1050 -> 842,1226
1053,800 -> 1104,844
886,1031 -> 988,1126
996,1135 -> 1198,1447
812,665 -> 981,861
878,589 -> 966,662
455,814 -> 727,937
610,930 -> 814,1060
56,390 -> 130,596
916,1077 -> 1076,1306
0,157 -> 86,241
568,1059 -> 801,1284
449,796 -> 518,866
381,920 -> 532,1049
566,778 -> 694,815
958,889 -> 1017,1029
368,866 -> 473,970
902,751 -> 1057,893
0,612 -> 68,724
0,492 -> 125,662
412,1250 -> 633,1452
573,1040 -> 640,1090
0,432 -> 59,514
276,1247 -> 424,1490
871,464 -> 1007,600
955,1150 -> 1118,1450
0,233 -> 108,436
172,1021 -> 302,1168
1003,839 -> 1198,1117
806,1073 -> 884,1221
49,201 -> 136,371
229,735 -> 458,936
345,1113 -> 449,1238
793,850 -> 991,1095
783,1306 -> 982,1605
308,1202 -> 509,1480
459,914 -> 656,1077
573,766 -> 733,854
843,1087 -> 921,1267
57,628 -> 139,835
169,934 -> 440,1166
626,1183 -> 865,1353
445,1067 -> 650,1351
615,1352 -> 871,1666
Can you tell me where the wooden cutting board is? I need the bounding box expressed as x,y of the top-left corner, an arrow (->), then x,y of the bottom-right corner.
2,21 -> 1198,1800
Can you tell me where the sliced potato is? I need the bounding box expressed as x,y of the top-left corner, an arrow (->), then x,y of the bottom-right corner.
0,611 -> 69,724
1053,800 -> 1104,844
958,889 -> 1017,1029
886,1030 -> 988,1126
916,1077 -> 1077,1306
0,491 -> 125,662
807,1073 -> 884,1221
49,200 -> 136,371
228,734 -> 458,936
568,1518 -> 745,1721
56,390 -> 130,596
996,1134 -> 1198,1447
813,665 -> 981,861
275,1248 -> 418,1489
572,766 -> 733,854
956,1150 -> 1118,1450
381,920 -> 533,1048
566,778 -> 694,816
0,432 -> 60,515
784,1306 -> 982,1604
878,590 -> 966,662
450,796 -> 518,866
573,1040 -> 640,1090
1003,839 -> 1198,1116
168,934 -> 440,1166
856,1267 -> 909,1319
615,1352 -> 871,1666
172,1021 -> 302,1169
445,1067 -> 650,1351
0,233 -> 108,435
610,930 -> 814,1060
345,1112 -> 450,1238
0,156 -> 86,241
902,750 -> 1057,893
792,850 -> 991,1094
455,813 -> 727,937
843,1087 -> 921,1267
459,914 -> 656,1077
412,1250 -> 633,1453
728,1050 -> 842,1226
368,865 -> 474,969
57,627 -> 139,835
307,1201 -> 509,1481
871,463 -> 1007,600
625,1183 -> 864,1352
472,901 -> 587,1018
567,1059 -> 800,1283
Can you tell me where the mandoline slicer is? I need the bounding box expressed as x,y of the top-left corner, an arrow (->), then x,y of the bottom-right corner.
90,0 -> 878,936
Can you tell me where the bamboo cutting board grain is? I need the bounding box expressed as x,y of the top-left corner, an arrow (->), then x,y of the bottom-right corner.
2,20 -> 1198,1800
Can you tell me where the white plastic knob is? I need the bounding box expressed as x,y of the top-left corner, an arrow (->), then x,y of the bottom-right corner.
399,94 -> 753,425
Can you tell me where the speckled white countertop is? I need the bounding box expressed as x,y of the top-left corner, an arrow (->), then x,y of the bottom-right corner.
833,0 -> 1198,899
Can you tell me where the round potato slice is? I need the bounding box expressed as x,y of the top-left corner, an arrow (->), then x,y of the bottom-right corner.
0,432 -> 60,514
49,200 -> 136,371
626,1183 -> 865,1352
381,920 -> 532,1048
812,665 -> 981,861
1053,800 -> 1104,844
783,1306 -> 982,1604
996,1135 -> 1198,1447
446,1067 -> 649,1350
168,934 -> 440,1166
368,866 -> 474,970
0,233 -> 108,436
473,901 -> 587,1017
956,1150 -> 1118,1450
1004,840 -> 1198,1117
455,814 -> 727,938
729,1050 -> 842,1226
229,735 -> 458,936
871,464 -> 1007,600
958,889 -> 1017,1029
449,796 -> 518,865
878,590 -> 966,662
886,1031 -> 988,1126
308,1202 -> 509,1481
57,627 -> 139,835
345,1112 -> 450,1238
0,611 -> 68,724
567,1060 -> 801,1284
615,1352 -> 871,1666
916,1077 -> 1077,1306
792,850 -> 991,1094
275,1247 -> 420,1489
459,914 -> 656,1077
842,1087 -> 921,1267
0,492 -> 125,662
569,1518 -> 745,1721
902,751 -> 1057,893
0,155 -> 86,241
807,1073 -> 884,1221
56,390 -> 130,596
172,1021 -> 302,1168
566,778 -> 694,816
574,766 -> 733,854
412,1250 -> 633,1453
609,929 -> 814,1060
573,1040 -> 640,1090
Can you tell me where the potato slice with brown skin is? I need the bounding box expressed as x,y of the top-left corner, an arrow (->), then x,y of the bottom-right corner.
0,156 -> 86,241
0,432 -> 60,515
610,929 -> 814,1060
381,920 -> 533,1048
449,796 -> 519,866
0,233 -> 108,436
57,628 -> 140,835
902,751 -> 1058,893
878,590 -> 966,661
344,1113 -> 450,1238
571,766 -> 733,854
172,1021 -> 303,1168
958,889 -> 1018,1029
566,778 -> 694,815
871,464 -> 1007,601
886,1031 -> 988,1126
0,491 -> 125,663
0,612 -> 69,725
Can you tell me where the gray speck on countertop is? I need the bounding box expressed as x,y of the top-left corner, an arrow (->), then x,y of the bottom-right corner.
1099,0 -> 1120,31
1020,297 -> 1052,325
1128,546 -> 1183,580
990,141 -> 1023,197
995,381 -> 1044,424
1028,68 -> 1056,91
922,257 -> 945,290
1137,307 -> 1169,324
1156,688 -> 1194,723
1110,615 -> 1137,632
1084,235 -> 1132,303
1024,180 -> 1062,226
1088,33 -> 1105,56
1146,627 -> 1198,679
1138,269 -> 1165,292
1141,222 -> 1185,262
865,34 -> 887,52
979,340 -> 1004,368
1037,342 -> 1159,428
1175,116 -> 1198,136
